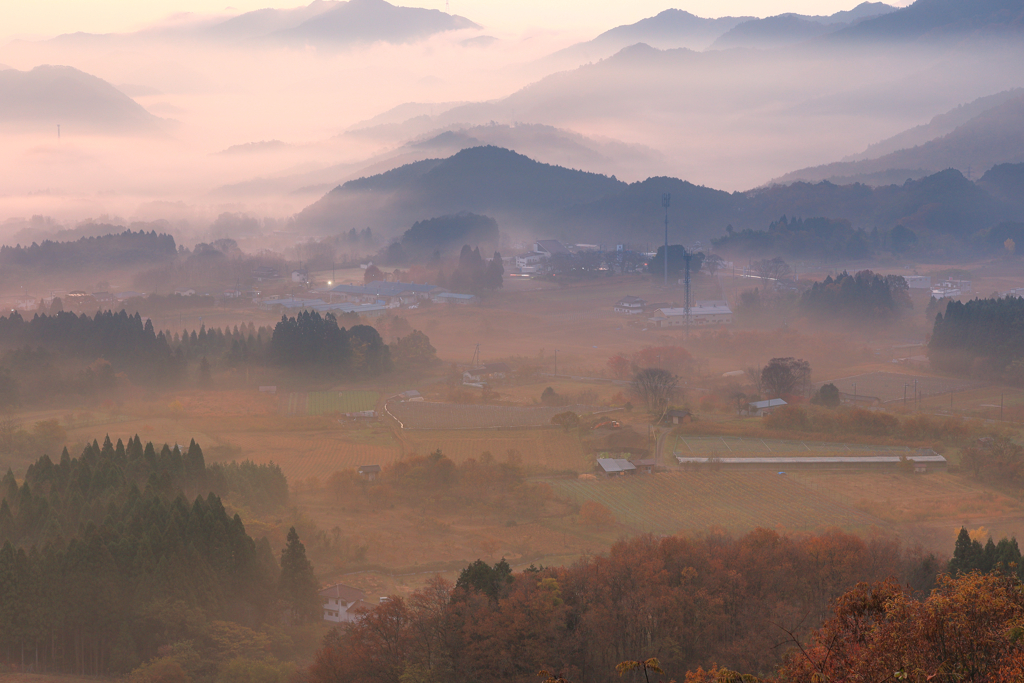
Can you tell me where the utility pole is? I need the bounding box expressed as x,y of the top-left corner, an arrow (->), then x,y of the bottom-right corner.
684,247 -> 692,336
662,194 -> 670,287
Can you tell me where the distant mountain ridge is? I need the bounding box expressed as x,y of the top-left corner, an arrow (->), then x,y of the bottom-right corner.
46,0 -> 479,49
294,145 -> 1024,253
773,90 -> 1024,186
543,2 -> 895,68
0,65 -> 163,133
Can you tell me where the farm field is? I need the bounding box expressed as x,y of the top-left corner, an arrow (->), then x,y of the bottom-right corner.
819,371 -> 986,404
917,385 -> 1024,421
214,424 -> 402,482
402,428 -> 590,472
281,390 -> 379,416
388,401 -> 604,429
672,435 -> 923,457
787,470 -> 1024,551
548,471 -> 885,535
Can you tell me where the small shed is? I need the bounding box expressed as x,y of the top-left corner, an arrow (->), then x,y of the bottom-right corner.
358,465 -> 381,481
597,458 -> 636,476
662,408 -> 692,425
633,458 -> 657,474
745,398 -> 787,417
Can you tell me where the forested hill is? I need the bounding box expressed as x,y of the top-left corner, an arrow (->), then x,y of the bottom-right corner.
0,229 -> 176,268
0,438 -> 317,677
294,145 -> 1022,251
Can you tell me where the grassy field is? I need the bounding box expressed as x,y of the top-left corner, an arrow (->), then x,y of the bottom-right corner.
548,471 -> 883,535
388,402 -> 602,430
402,428 -> 590,472
917,385 -> 1024,421
281,390 -> 379,416
820,371 -> 986,404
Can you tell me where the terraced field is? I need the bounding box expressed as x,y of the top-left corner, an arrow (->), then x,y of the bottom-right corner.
403,429 -> 589,472
549,471 -> 883,535
281,390 -> 379,416
388,402 -> 602,429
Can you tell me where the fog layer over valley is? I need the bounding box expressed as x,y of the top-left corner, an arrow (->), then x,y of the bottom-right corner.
11,1 -> 1024,682
3,0 -> 1024,234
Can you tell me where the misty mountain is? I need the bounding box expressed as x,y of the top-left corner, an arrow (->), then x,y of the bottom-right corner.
44,0 -> 478,49
296,146 -> 625,230
347,0 -> 1024,191
267,0 -> 479,46
707,3 -> 896,50
772,90 -> 1024,186
544,11 -> 752,67
294,145 -> 1021,252
203,0 -> 339,41
831,0 -> 1024,43
709,15 -> 842,50
977,162 -> 1024,209
212,123 -> 660,200
544,2 -> 894,69
0,65 -> 164,133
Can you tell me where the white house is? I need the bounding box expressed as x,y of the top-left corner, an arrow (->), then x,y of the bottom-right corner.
320,583 -> 376,623
614,296 -> 646,314
173,288 -> 196,297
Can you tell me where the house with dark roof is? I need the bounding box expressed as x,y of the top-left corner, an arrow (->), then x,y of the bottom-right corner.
320,583 -> 376,623
358,465 -> 381,481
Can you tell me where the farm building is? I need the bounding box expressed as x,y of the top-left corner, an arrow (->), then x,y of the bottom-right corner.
661,408 -> 692,425
358,465 -> 381,481
633,458 -> 657,474
597,458 -> 636,475
675,452 -> 947,471
614,296 -> 646,314
464,363 -> 510,383
745,398 -> 787,416
320,583 -> 376,623
433,292 -> 478,305
648,301 -> 733,328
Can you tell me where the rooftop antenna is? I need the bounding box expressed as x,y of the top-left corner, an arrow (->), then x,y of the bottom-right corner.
662,193 -> 671,287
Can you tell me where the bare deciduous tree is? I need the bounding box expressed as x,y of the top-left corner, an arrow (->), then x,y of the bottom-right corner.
761,357 -> 811,398
631,368 -> 680,419
754,257 -> 792,283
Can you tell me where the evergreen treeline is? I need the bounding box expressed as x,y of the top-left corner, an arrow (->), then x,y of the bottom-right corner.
930,296 -> 1024,374
400,213 -> 499,260
0,310 -> 395,402
800,270 -> 912,320
0,437 -> 315,676
713,216 -> 874,259
438,245 -> 503,294
270,311 -> 391,375
948,526 -> 1024,579
0,230 -> 176,268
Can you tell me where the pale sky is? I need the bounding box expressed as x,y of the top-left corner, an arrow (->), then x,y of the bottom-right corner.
1,0 -> 913,41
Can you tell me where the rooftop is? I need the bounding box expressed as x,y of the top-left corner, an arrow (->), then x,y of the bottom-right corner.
597,458 -> 636,473
320,583 -> 366,602
331,282 -> 441,296
655,305 -> 732,317
749,399 -> 788,409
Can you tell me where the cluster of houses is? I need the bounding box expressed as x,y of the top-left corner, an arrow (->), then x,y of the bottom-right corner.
613,296 -> 734,327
